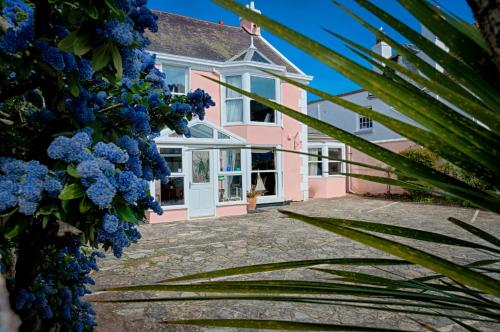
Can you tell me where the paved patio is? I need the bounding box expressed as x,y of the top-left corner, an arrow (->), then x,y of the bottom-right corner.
89,196 -> 500,331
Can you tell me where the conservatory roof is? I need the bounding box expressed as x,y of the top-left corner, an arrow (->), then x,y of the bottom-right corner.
155,120 -> 247,146
145,11 -> 300,74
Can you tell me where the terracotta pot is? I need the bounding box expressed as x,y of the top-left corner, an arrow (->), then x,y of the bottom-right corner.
247,197 -> 257,211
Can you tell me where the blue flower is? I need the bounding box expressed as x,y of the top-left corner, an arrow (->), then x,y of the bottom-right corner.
47,133 -> 93,163
103,19 -> 134,46
78,58 -> 94,81
43,178 -> 62,197
187,88 -> 215,121
0,0 -> 34,53
93,142 -> 129,164
35,41 -> 66,71
0,179 -> 18,211
76,160 -> 103,179
102,213 -> 119,233
171,102 -> 192,114
117,135 -> 140,156
86,177 -> 116,208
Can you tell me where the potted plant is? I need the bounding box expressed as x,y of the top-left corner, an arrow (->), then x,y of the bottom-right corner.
246,189 -> 260,212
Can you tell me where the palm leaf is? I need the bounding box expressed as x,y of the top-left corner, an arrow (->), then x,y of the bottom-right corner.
279,210 -> 500,297
448,217 -> 500,248
159,258 -> 410,283
164,319 -> 413,331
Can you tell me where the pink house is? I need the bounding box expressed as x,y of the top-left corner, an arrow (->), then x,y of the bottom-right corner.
145,5 -> 312,222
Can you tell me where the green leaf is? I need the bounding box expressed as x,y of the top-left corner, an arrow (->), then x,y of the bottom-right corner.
4,219 -> 28,239
92,42 -> 112,71
279,210 -> 500,297
73,33 -> 93,56
66,164 -> 81,178
85,3 -> 99,19
79,195 -> 92,214
448,217 -> 500,248
291,213 -> 500,255
164,319 -> 411,331
110,44 -> 123,79
57,31 -> 77,52
58,183 -> 86,200
115,202 -> 137,222
160,258 -> 410,282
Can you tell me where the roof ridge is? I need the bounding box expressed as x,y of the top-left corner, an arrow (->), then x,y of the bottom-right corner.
152,10 -> 243,30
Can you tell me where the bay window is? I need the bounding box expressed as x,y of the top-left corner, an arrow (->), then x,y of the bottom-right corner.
328,147 -> 343,175
218,149 -> 243,202
155,148 -> 185,206
223,73 -> 279,125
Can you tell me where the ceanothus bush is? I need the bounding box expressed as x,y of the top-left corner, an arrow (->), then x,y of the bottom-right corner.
0,0 -> 214,330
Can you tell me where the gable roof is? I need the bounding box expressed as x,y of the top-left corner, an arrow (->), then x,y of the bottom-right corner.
145,11 -> 300,74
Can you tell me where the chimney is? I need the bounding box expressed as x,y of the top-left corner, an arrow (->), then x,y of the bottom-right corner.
240,1 -> 261,36
371,28 -> 392,59
371,27 -> 392,73
218,20 -> 224,25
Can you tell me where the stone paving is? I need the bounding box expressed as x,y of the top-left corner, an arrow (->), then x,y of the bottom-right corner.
89,196 -> 500,331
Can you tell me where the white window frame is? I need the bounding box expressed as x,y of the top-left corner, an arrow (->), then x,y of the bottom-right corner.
216,148 -> 246,206
223,75 -> 244,124
155,146 -> 189,210
222,71 -> 282,127
248,146 -> 283,204
307,143 -> 345,178
160,63 -> 190,96
356,112 -> 374,132
307,147 -> 323,178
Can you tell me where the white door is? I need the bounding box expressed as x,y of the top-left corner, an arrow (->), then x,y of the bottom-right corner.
189,150 -> 215,218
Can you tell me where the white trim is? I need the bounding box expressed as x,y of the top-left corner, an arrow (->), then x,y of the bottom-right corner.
151,51 -> 313,82
248,145 -> 283,204
372,138 -> 410,144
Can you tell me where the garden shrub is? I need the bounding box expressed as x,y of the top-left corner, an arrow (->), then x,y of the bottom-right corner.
398,146 -> 438,197
0,1 -> 214,330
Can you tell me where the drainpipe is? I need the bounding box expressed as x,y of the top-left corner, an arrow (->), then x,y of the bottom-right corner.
346,145 -> 359,195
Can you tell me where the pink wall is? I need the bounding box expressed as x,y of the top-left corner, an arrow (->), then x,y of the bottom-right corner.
309,177 -> 346,199
191,70 -> 222,126
349,139 -> 417,194
217,204 -> 247,217
148,209 -> 188,223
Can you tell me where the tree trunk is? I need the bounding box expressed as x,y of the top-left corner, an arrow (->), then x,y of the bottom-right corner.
467,0 -> 500,75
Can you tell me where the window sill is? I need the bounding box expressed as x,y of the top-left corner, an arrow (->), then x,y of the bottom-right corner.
161,205 -> 187,210
218,200 -> 246,206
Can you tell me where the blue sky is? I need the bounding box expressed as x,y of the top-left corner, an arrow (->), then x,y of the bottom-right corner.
148,0 -> 474,101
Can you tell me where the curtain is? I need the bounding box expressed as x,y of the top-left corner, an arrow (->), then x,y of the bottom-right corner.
225,76 -> 243,122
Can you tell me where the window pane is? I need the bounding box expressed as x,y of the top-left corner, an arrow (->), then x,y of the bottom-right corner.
160,148 -> 182,173
308,148 -> 322,162
192,151 -> 210,183
250,100 -> 275,123
328,162 -> 341,175
190,124 -> 213,138
226,76 -> 242,98
225,99 -> 243,122
218,131 -> 230,139
251,51 -> 270,63
251,172 -> 276,196
308,162 -> 322,176
218,175 -> 242,202
250,76 -> 276,99
359,116 -> 373,129
328,148 -> 342,160
220,149 -> 241,172
251,149 -> 275,170
157,177 -> 184,206
163,66 -> 186,94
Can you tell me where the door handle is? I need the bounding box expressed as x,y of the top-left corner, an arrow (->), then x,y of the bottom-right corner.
189,181 -> 192,189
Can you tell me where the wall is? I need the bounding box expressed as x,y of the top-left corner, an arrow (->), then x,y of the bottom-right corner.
349,139 -> 417,194
148,209 -> 188,223
191,70 -> 222,126
309,177 -> 346,199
